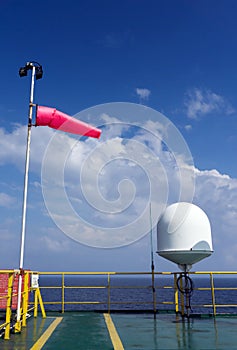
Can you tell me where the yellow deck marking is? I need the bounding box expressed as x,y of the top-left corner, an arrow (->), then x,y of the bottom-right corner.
104,313 -> 124,350
30,317 -> 63,350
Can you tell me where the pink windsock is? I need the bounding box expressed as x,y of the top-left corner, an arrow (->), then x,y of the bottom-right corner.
36,106 -> 101,138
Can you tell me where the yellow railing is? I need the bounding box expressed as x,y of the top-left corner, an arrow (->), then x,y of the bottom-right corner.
189,271 -> 237,316
35,271 -> 237,316
0,270 -> 46,340
1,270 -> 237,340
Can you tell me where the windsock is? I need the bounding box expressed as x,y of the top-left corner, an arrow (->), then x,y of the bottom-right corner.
36,105 -> 101,138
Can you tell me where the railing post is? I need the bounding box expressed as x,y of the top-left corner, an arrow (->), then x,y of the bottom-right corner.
151,270 -> 156,317
62,273 -> 65,313
14,271 -> 23,333
107,274 -> 111,314
210,273 -> 216,316
174,273 -> 179,313
33,288 -> 46,318
4,272 -> 14,340
22,271 -> 29,327
37,288 -> 46,318
34,288 -> 38,318
179,276 -> 185,317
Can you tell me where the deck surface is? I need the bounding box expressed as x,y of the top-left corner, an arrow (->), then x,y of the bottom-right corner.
1,312 -> 237,349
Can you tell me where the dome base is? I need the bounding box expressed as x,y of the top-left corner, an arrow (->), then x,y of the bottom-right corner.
157,250 -> 213,266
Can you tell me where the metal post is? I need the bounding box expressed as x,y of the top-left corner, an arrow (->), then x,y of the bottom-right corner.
34,288 -> 38,318
107,274 -> 111,314
16,65 -> 36,327
4,272 -> 14,340
62,273 -> 65,313
210,273 -> 216,316
174,273 -> 179,313
149,203 -> 156,318
179,276 -> 185,317
22,271 -> 29,327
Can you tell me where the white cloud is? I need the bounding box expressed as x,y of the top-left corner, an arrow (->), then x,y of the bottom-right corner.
40,111 -> 196,249
1,107 -> 237,270
0,125 -> 26,167
40,234 -> 70,252
136,88 -> 151,103
0,124 -> 54,172
0,192 -> 16,207
184,88 -> 235,119
193,168 -> 237,269
42,137 -> 165,246
184,124 -> 192,131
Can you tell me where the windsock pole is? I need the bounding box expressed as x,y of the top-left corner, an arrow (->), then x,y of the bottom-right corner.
16,62 -> 42,331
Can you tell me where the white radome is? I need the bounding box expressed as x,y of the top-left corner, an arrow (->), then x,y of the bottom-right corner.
157,202 -> 213,270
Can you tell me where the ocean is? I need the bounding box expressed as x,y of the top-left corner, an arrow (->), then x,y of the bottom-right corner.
34,275 -> 237,315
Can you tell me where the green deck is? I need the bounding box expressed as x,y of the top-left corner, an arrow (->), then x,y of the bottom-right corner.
1,312 -> 237,349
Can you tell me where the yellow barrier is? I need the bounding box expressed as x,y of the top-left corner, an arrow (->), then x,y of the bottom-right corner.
0,270 -> 46,340
2,270 -> 237,340
35,271 -> 237,316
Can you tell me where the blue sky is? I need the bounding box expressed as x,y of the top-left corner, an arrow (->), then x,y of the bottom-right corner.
0,0 -> 237,272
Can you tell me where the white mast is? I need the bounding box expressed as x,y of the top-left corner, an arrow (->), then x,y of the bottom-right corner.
16,62 -> 43,326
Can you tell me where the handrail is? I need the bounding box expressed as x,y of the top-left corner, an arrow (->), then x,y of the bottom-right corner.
0,270 -> 46,340
34,271 -> 237,316
2,270 -> 237,341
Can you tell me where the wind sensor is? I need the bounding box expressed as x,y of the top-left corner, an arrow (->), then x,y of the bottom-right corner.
19,61 -> 43,80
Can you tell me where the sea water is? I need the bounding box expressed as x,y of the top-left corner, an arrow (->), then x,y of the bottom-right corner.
33,275 -> 237,314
